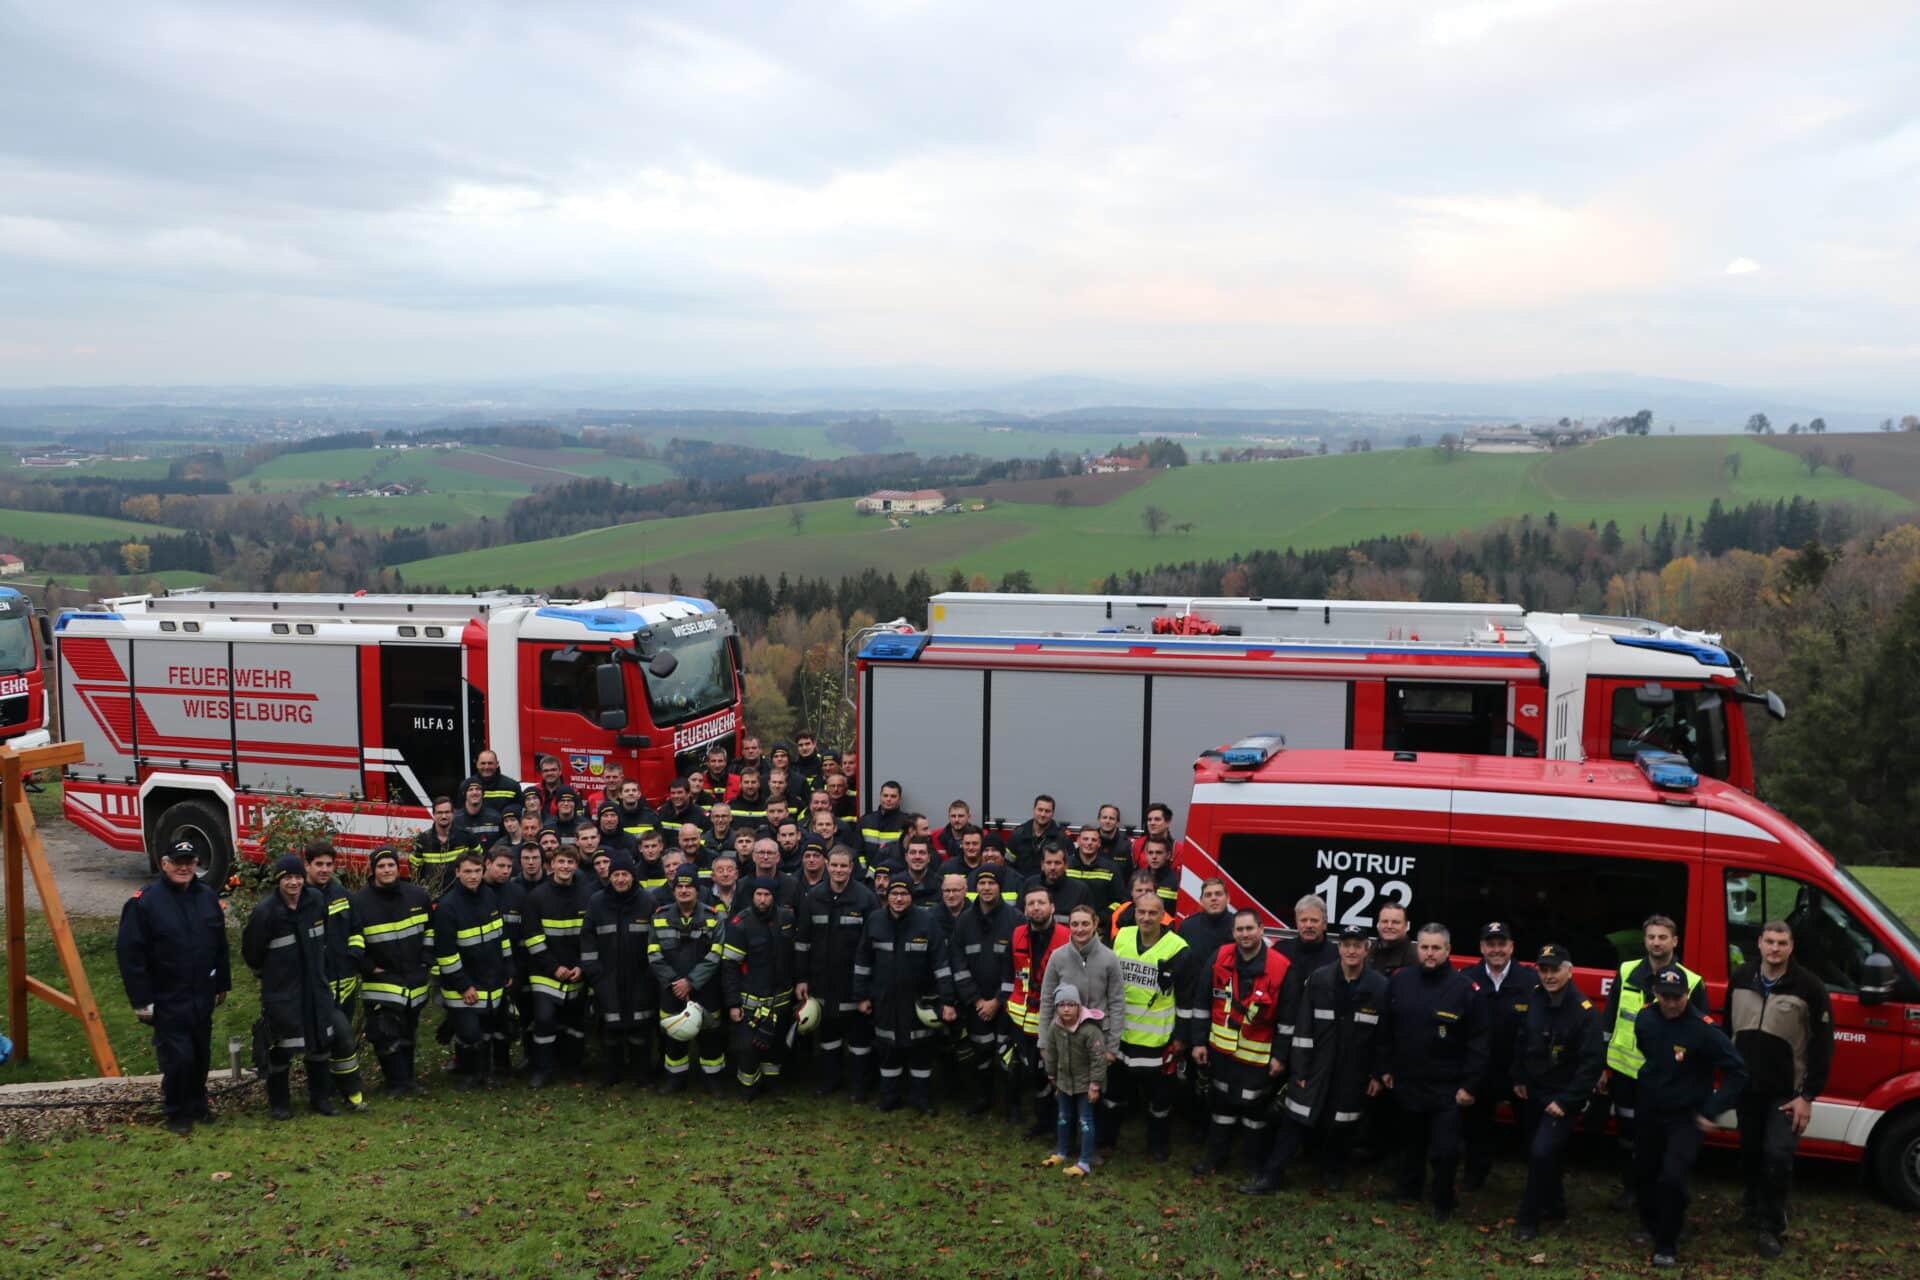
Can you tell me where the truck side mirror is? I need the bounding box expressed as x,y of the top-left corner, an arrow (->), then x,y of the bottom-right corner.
1764,690 -> 1786,721
36,611 -> 52,651
595,663 -> 628,731
648,650 -> 678,680
1860,952 -> 1898,1006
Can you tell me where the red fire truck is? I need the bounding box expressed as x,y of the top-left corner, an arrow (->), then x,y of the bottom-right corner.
0,585 -> 52,750
55,590 -> 743,885
1179,737 -> 1920,1207
854,592 -> 1785,827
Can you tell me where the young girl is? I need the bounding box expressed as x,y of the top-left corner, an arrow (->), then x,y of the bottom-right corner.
1040,983 -> 1107,1176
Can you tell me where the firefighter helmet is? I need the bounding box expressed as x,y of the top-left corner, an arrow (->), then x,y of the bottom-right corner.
795,996 -> 823,1035
660,1003 -> 706,1042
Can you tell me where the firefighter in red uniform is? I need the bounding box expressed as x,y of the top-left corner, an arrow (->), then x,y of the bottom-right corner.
1008,882 -> 1070,1133
1192,908 -> 1291,1175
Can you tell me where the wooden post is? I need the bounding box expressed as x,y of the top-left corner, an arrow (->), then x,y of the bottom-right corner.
1,739 -> 117,1077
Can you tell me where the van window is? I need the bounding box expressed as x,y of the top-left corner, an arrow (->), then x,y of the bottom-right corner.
1215,832 -> 1688,966
1609,686 -> 1730,780
539,649 -> 611,722
1383,682 -> 1525,757
1724,869 -> 1890,994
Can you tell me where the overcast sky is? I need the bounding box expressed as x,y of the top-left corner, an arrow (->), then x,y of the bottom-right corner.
1,0 -> 1915,394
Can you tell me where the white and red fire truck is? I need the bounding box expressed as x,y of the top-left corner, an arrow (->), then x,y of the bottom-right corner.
854,592 -> 1784,827
55,590 -> 743,884
1179,737 -> 1920,1207
0,584 -> 52,750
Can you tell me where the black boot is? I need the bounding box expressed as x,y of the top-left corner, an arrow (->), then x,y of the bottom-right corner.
965,1069 -> 995,1116
1192,1120 -> 1234,1176
454,1044 -> 482,1092
602,1040 -> 625,1088
309,1070 -> 340,1116
402,1045 -> 427,1095
267,1070 -> 293,1121
380,1053 -> 408,1100
1146,1114 -> 1172,1164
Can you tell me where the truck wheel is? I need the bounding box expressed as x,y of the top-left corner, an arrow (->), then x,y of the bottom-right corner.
1872,1108 -> 1920,1211
152,798 -> 232,892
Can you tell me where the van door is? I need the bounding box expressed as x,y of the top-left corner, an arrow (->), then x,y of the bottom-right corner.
1718,867 -> 1919,1148
523,642 -> 620,796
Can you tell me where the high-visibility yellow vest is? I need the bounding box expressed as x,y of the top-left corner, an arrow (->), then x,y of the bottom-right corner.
1606,958 -> 1703,1079
1113,926 -> 1188,1051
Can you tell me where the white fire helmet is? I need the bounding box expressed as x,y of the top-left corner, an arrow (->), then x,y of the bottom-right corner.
661,1003 -> 706,1042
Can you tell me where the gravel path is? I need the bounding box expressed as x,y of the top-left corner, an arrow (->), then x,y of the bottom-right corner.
21,811 -> 149,918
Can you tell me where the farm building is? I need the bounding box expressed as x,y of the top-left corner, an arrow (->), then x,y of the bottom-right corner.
855,489 -> 945,514
0,553 -> 25,576
1086,455 -> 1147,473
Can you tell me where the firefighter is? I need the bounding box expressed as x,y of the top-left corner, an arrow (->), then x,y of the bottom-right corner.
1510,944 -> 1607,1241
433,849 -> 513,1089
1370,902 -> 1413,975
632,828 -> 670,895
243,855 -> 367,1119
481,847 -> 525,1073
746,835 -> 804,913
1244,923 -> 1390,1194
1093,803 -> 1127,862
791,728 -> 826,793
304,841 -> 362,1021
410,795 -> 461,896
1598,914 -> 1708,1208
649,864 -> 729,1094
1191,908 -> 1290,1176
1066,824 -> 1121,918
857,779 -> 908,863
451,778 -> 503,861
854,877 -> 957,1114
1006,793 -> 1064,874
523,844 -> 595,1088
581,851 -> 657,1087
932,800 -> 974,861
1128,802 -> 1177,865
657,776 -> 709,833
473,749 -> 521,812
1725,919 -> 1833,1259
797,846 -> 880,1099
705,800 -> 742,857
730,771 -> 771,829
352,847 -> 432,1098
1031,842 -> 1087,925
545,788 -> 586,841
1108,893 -> 1201,1162
1009,882 -> 1071,1133
593,803 -> 636,857
705,851 -> 744,915
613,778 -> 659,843
722,877 -> 798,1099
700,744 -> 739,798
1463,921 -> 1536,1189
732,733 -> 770,785
529,754 -> 568,814
116,839 -> 231,1135
895,836 -> 942,906
1133,833 -> 1180,919
1384,924 -> 1488,1222
1629,968 -> 1749,1268
936,824 -> 987,882
949,863 -> 1017,1115
824,769 -> 858,821
1178,877 -> 1234,957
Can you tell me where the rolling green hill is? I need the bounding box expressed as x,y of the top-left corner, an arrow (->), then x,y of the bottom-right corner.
0,507 -> 184,544
397,436 -> 1916,593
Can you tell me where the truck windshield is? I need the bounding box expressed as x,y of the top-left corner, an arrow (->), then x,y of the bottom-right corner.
642,627 -> 735,727
1609,685 -> 1730,780
0,601 -> 32,675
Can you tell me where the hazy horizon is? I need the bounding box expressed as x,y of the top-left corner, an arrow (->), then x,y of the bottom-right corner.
3,1 -> 1916,397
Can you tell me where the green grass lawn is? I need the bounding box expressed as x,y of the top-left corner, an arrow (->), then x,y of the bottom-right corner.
307,490 -> 521,532
0,507 -> 183,545
1851,867 -> 1920,928
399,436 -> 1916,593
3,870 -> 1917,1278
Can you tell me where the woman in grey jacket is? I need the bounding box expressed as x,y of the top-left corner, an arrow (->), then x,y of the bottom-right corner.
1037,904 -> 1125,1061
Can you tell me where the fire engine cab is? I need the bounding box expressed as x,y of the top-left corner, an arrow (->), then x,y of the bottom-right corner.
1180,737 -> 1920,1207
856,592 -> 1784,828
0,584 -> 51,750
55,590 -> 743,885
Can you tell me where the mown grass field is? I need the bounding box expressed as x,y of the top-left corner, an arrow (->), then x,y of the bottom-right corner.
399,436 -> 1915,593
306,489 -> 520,531
0,507 -> 183,545
4,883 -> 1917,1280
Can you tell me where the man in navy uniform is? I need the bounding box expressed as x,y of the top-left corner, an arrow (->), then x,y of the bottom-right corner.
117,840 -> 231,1135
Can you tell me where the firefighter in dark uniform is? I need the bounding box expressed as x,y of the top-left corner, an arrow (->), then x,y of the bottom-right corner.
649,864 -> 729,1094
450,779 -> 503,864
481,847 -> 527,1072
116,839 -> 231,1135
855,877 -> 958,1115
1133,833 -> 1181,919
1065,825 -> 1121,920
722,876 -> 799,1099
472,749 -> 521,812
409,795 -> 461,897
581,851 -> 657,1087
243,855 -> 367,1119
433,850 -> 513,1090
949,863 -> 1018,1115
523,844 -> 595,1088
304,842 -> 362,1022
796,846 -> 880,1099
352,846 -> 433,1098
857,780 -> 908,864
1243,923 -> 1390,1194
1462,921 -> 1536,1188
1383,923 -> 1488,1222
1598,914 -> 1707,1209
1509,944 -> 1607,1241
1031,842 -> 1087,925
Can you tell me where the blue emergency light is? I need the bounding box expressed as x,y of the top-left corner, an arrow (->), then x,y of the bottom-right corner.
1635,750 -> 1699,791
1220,734 -> 1286,767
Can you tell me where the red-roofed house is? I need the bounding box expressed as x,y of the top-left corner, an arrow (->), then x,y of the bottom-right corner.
0,553 -> 24,576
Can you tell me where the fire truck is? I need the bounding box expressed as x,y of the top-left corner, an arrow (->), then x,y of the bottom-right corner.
1178,737 -> 1920,1208
55,590 -> 743,885
0,584 -> 52,750
854,592 -> 1785,827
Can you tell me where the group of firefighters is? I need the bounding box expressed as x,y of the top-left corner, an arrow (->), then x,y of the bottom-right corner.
115,733 -> 1834,1267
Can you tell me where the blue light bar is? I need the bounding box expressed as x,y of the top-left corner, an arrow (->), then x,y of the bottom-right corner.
1612,636 -> 1731,667
858,632 -> 930,662
1221,734 -> 1286,767
1636,750 -> 1699,791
